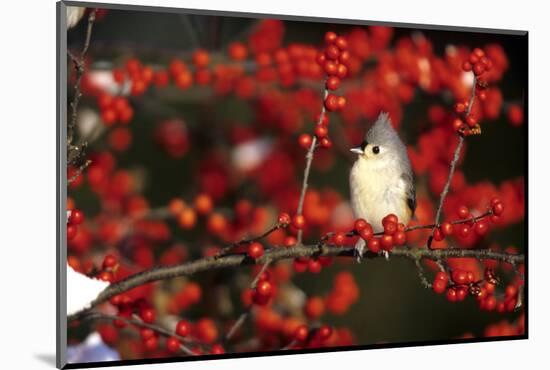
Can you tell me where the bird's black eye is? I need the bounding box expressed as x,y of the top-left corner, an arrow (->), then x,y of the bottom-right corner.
372,146 -> 380,154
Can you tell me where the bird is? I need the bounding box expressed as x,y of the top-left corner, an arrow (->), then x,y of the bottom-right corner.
349,112 -> 416,260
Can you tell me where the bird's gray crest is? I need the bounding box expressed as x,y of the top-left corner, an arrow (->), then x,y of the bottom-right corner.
366,112 -> 401,148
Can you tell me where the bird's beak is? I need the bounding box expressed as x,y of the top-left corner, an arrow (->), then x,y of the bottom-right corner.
350,147 -> 363,154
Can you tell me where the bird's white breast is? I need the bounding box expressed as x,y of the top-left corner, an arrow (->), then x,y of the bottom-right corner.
349,157 -> 410,232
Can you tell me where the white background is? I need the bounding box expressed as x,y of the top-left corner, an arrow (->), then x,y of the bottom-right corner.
0,0 -> 547,368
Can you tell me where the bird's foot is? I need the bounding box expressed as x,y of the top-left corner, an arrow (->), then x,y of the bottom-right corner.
354,239 -> 366,263
382,250 -> 390,260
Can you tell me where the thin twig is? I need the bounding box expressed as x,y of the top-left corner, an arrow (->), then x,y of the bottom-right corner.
68,9 -> 97,146
428,75 -> 477,248
215,224 -> 282,258
80,312 -> 196,356
414,258 -> 432,288
224,258 -> 272,342
68,244 -> 523,322
296,88 -> 329,244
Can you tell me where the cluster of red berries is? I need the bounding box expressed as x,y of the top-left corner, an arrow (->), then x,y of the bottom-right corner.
452,48 -> 494,135
325,271 -> 359,315
432,267 -> 519,312
293,324 -> 334,346
97,93 -> 134,125
462,48 -> 493,77
97,254 -> 119,282
66,208 -> 84,241
247,270 -> 277,306
168,194 -> 231,238
353,214 -> 407,252
297,32 -> 349,151
434,199 -> 504,242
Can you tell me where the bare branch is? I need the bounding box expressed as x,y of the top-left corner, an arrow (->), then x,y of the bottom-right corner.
68,244 -> 523,322
296,88 -> 329,244
428,75 -> 477,247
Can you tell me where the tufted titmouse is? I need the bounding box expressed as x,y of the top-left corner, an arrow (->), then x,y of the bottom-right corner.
349,112 -> 416,260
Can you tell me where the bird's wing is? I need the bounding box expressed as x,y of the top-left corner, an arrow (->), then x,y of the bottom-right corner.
401,172 -> 416,218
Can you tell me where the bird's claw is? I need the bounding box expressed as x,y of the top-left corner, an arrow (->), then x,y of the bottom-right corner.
354,240 -> 366,263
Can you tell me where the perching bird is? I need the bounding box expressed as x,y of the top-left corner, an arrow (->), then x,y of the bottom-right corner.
349,112 -> 416,260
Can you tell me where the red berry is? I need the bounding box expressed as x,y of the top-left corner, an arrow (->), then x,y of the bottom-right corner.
433,279 -> 446,294
446,288 -> 457,302
325,76 -> 341,90
192,49 -> 210,68
484,296 -> 497,311
323,60 -> 338,76
324,94 -> 339,111
435,271 -> 449,282
492,202 -> 504,216
98,271 -> 113,282
319,137 -> 332,148
433,228 -> 444,241
292,214 -> 306,229
458,224 -> 471,238
358,225 -> 374,241
304,296 -> 325,319
334,36 -> 348,50
466,115 -> 477,128
354,218 -> 368,231
248,242 -> 264,259
318,325 -> 333,340
337,96 -> 346,110
210,344 -> 225,354
336,64 -> 348,79
457,205 -> 470,219
339,50 -> 351,65
474,220 -> 489,236
175,320 -> 191,337
325,45 -> 340,60
324,31 -> 337,44
380,234 -> 393,251
473,48 -> 485,58
383,221 -> 397,235
140,327 -> 155,340
456,286 -> 468,301
314,125 -> 328,138
440,222 -> 454,236
140,308 -> 156,323
473,63 -> 485,76
308,259 -> 322,273
101,108 -> 117,125
256,280 -> 273,297
451,269 -> 468,285
298,134 -> 313,149
69,209 -> 84,225
102,254 -> 117,269
367,238 -> 381,253
393,231 -> 406,246
452,118 -> 464,132
166,336 -> 181,353
333,231 -> 346,246
505,284 -> 518,299
67,224 -> 78,241
143,336 -> 158,351
294,325 -> 309,342
383,214 -> 398,225
462,61 -> 472,72
284,236 -> 297,248
278,212 -> 291,225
